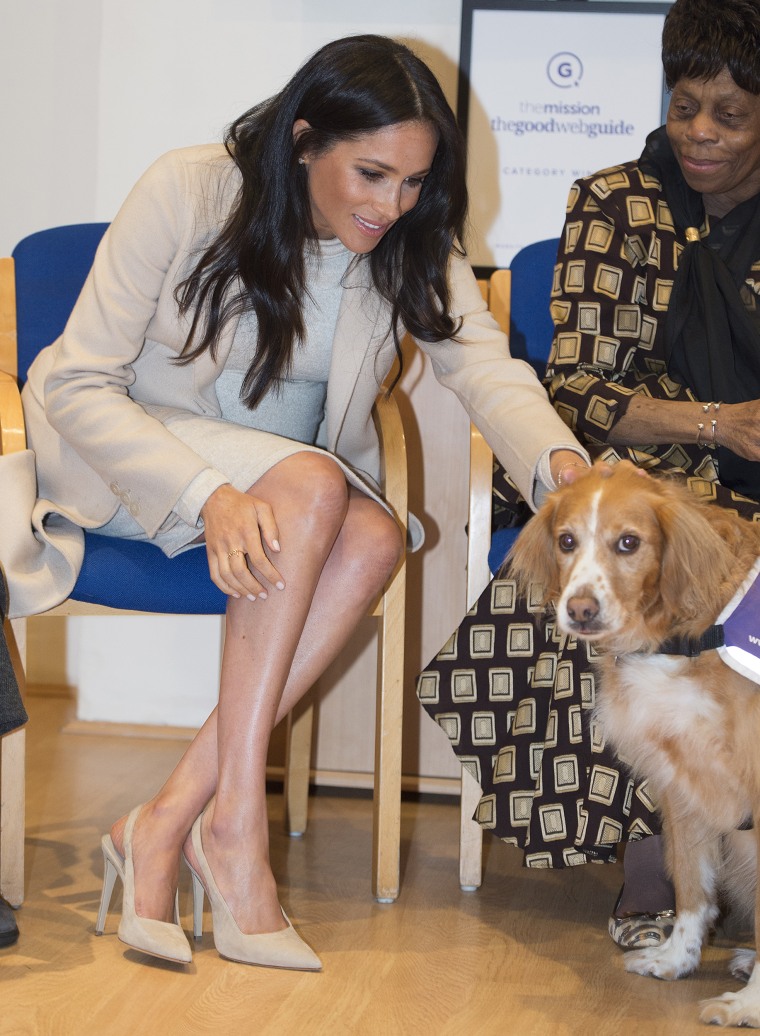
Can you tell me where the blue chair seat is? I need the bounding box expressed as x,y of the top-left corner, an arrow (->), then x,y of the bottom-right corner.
73,532 -> 226,613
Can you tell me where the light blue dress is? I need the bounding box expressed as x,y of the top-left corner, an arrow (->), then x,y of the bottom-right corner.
97,238 -> 359,555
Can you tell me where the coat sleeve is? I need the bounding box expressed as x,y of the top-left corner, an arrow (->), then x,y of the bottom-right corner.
415,251 -> 587,509
544,172 -> 695,446
40,148 -> 230,537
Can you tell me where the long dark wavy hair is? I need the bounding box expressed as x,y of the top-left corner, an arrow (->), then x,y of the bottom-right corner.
176,34 -> 468,406
663,0 -> 760,94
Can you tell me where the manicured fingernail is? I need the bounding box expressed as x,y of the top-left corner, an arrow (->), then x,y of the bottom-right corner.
258,591 -> 268,600
247,594 -> 256,602
272,540 -> 281,552
276,581 -> 285,590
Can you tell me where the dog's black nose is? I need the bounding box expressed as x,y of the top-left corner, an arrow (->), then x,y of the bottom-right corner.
567,596 -> 599,624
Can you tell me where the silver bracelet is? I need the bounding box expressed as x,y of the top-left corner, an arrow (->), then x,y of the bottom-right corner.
696,402 -> 720,449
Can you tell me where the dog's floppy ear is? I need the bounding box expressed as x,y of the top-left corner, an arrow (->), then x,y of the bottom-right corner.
657,489 -> 742,622
506,497 -> 561,605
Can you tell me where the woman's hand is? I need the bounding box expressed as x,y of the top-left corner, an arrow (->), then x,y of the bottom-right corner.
549,449 -> 590,488
714,401 -> 760,463
200,484 -> 285,600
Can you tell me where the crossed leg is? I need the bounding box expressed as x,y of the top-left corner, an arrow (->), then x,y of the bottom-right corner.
110,452 -> 403,934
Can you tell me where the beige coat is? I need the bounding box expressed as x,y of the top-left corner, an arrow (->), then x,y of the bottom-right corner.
3,145 -> 583,617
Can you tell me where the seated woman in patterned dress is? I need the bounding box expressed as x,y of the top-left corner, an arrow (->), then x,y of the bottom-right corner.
418,0 -> 760,949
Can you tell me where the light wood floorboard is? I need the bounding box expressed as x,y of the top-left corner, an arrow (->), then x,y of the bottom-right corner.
1,693 -> 748,1035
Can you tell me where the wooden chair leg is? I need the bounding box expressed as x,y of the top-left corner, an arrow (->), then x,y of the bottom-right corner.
0,728 -> 25,907
372,558 -> 406,903
461,422 -> 492,892
284,692 -> 314,837
459,766 -> 483,891
1,616 -> 26,906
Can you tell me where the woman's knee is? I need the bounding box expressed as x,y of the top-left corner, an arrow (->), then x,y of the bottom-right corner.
260,452 -> 349,532
375,510 -> 404,575
345,502 -> 404,588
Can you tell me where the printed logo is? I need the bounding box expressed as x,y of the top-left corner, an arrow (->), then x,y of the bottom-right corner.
547,52 -> 583,89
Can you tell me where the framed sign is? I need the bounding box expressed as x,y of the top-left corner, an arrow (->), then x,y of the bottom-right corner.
458,0 -> 672,273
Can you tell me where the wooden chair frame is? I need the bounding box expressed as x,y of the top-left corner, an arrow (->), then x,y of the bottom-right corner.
0,250 -> 407,907
459,270 -> 511,891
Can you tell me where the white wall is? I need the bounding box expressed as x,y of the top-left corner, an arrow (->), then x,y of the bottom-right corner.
5,0 -> 468,780
3,0 -> 666,256
3,0 -> 668,779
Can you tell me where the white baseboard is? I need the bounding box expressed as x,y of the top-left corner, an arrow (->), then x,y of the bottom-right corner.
61,717 -> 461,796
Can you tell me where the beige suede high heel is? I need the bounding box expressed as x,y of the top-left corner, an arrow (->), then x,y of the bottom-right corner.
185,813 -> 321,971
96,805 -> 192,964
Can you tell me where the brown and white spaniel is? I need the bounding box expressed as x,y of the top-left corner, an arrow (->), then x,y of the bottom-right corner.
509,460 -> 760,1028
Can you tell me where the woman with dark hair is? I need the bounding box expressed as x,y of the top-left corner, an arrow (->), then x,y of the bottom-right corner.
7,35 -> 586,969
419,0 -> 760,949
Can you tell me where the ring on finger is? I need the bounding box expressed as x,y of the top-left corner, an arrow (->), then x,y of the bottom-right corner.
227,548 -> 245,561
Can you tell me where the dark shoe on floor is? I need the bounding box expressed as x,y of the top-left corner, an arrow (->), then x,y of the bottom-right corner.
608,883 -> 674,949
608,910 -> 675,949
0,896 -> 19,947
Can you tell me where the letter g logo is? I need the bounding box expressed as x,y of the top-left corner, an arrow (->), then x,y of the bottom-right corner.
547,52 -> 583,89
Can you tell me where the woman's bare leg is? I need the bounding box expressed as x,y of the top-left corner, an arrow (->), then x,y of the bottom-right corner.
110,453 -> 402,932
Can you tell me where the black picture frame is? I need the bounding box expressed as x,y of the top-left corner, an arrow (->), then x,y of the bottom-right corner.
458,0 -> 673,275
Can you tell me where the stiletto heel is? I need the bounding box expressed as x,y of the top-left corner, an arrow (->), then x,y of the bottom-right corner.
95,837 -> 120,935
190,866 -> 204,940
96,805 -> 192,964
185,812 -> 321,971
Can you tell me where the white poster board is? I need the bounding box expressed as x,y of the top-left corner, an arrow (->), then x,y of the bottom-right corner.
459,0 -> 672,270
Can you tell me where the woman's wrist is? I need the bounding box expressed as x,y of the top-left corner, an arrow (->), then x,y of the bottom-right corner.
696,401 -> 721,449
549,449 -> 590,489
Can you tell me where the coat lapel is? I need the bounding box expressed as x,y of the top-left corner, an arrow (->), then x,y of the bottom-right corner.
323,259 -> 392,450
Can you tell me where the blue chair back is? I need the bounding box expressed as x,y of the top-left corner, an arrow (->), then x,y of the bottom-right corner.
506,237 -> 560,378
488,238 -> 560,573
12,224 -> 110,382
11,223 -> 227,613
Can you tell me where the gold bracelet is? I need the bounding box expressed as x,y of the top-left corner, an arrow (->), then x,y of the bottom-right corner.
555,461 -> 588,487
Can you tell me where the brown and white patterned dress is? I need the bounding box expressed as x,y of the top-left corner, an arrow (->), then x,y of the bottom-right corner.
418,158 -> 760,868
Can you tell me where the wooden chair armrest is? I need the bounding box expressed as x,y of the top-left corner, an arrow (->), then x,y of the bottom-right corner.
0,257 -> 17,381
373,392 -> 408,531
488,268 -> 511,335
0,370 -> 26,455
467,424 -> 493,610
465,268 -> 507,607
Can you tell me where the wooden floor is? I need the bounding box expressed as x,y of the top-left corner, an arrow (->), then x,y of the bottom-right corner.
1,692 -> 750,1035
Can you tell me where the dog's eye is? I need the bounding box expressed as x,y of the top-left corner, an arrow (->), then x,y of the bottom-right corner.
617,534 -> 640,554
558,533 -> 576,552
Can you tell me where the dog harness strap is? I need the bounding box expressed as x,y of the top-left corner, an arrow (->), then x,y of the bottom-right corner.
657,625 -> 725,657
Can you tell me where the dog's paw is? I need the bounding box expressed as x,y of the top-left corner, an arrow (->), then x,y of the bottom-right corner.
730,948 -> 757,982
700,990 -> 760,1028
624,939 -> 700,981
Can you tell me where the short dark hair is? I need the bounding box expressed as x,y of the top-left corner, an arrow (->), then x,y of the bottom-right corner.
662,0 -> 760,94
